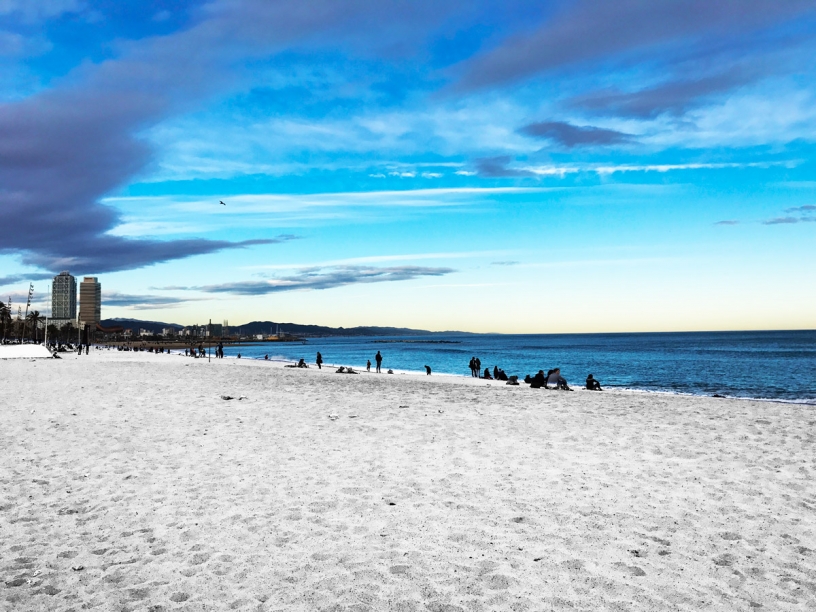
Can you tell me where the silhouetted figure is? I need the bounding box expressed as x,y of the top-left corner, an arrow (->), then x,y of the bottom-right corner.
469,357 -> 476,377
493,365 -> 499,380
586,374 -> 602,390
425,365 -> 432,375
483,367 -> 492,380
529,370 -> 546,388
316,352 -> 323,369
264,354 -> 269,360
217,342 -> 224,358
475,357 -> 481,377
366,359 -> 371,372
297,358 -> 308,368
237,353 -> 241,359
495,368 -> 508,381
375,351 -> 382,373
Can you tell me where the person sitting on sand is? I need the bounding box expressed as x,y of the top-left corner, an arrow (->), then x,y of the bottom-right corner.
264,354 -> 269,360
586,374 -> 602,390
316,352 -> 323,369
297,358 -> 307,368
547,368 -> 571,390
530,370 -> 546,389
483,367 -> 493,380
425,365 -> 432,375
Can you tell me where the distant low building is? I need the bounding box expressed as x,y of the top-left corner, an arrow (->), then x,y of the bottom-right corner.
208,324 -> 223,337
162,328 -> 176,337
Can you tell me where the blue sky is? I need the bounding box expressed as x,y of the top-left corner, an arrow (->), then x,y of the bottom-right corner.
1,0 -> 815,332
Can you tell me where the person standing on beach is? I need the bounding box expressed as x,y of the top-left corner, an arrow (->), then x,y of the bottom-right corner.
366,359 -> 371,372
375,351 -> 382,373
316,352 -> 323,369
469,357 -> 476,377
475,357 -> 481,377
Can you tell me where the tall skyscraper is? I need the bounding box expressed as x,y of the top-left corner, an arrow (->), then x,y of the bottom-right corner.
78,277 -> 101,328
51,271 -> 77,321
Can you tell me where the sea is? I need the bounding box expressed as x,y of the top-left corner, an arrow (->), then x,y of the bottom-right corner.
217,330 -> 816,404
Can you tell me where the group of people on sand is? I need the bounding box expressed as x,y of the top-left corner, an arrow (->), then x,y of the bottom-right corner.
300,349 -> 604,391
312,350 -> 384,373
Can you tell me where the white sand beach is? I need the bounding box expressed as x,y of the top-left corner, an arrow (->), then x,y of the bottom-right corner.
1,350 -> 814,611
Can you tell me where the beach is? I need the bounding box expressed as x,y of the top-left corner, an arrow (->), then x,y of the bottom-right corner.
1,351 -> 814,611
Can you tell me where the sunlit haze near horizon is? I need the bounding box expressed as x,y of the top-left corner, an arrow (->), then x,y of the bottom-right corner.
1,1 -> 815,333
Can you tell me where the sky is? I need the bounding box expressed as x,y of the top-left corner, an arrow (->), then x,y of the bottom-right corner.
1,0 -> 815,333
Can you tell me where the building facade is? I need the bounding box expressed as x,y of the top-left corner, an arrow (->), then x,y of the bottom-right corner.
51,271 -> 77,327
78,277 -> 102,329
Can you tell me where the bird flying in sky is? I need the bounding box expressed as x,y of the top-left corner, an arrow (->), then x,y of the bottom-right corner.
220,201 -> 226,206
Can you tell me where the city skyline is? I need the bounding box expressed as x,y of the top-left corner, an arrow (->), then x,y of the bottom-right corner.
1,2 -> 815,333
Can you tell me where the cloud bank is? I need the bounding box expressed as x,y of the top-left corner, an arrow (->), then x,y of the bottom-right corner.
190,265 -> 456,295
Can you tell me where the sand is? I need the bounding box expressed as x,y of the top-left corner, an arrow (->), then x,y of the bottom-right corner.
1,350 -> 814,611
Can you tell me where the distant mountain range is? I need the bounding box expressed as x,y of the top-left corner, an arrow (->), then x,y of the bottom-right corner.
100,318 -> 461,337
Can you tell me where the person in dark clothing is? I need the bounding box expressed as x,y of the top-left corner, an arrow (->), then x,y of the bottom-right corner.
586,374 -> 602,390
468,357 -> 476,377
475,357 -> 481,377
493,365 -> 499,380
483,367 -> 492,380
529,370 -> 546,388
316,352 -> 323,369
366,359 -> 371,372
425,365 -> 432,375
495,368 -> 508,381
375,351 -> 382,373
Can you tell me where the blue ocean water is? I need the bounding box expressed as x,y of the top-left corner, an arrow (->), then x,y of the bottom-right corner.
220,330 -> 816,403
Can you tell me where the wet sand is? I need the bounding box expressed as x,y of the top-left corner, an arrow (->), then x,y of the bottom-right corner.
1,351 -> 814,611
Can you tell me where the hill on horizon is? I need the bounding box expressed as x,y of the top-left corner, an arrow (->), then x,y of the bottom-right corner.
100,318 -> 458,337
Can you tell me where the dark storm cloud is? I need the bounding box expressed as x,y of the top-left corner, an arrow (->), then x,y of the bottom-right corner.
0,0 -> 468,274
569,70 -> 760,118
473,156 -> 535,178
519,121 -> 632,147
0,272 -> 56,286
456,0 -> 816,91
193,265 -> 455,295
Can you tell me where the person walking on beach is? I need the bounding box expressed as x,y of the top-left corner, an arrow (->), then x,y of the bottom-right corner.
316,352 -> 323,369
425,365 -> 432,375
366,359 -> 371,372
375,351 -> 382,373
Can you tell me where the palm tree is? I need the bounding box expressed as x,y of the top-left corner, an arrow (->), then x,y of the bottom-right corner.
0,303 -> 10,342
25,310 -> 45,343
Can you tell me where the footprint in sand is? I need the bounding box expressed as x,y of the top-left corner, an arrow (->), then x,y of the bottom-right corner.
190,552 -> 210,565
170,592 -> 190,602
128,587 -> 151,601
713,553 -> 737,566
57,550 -> 78,559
